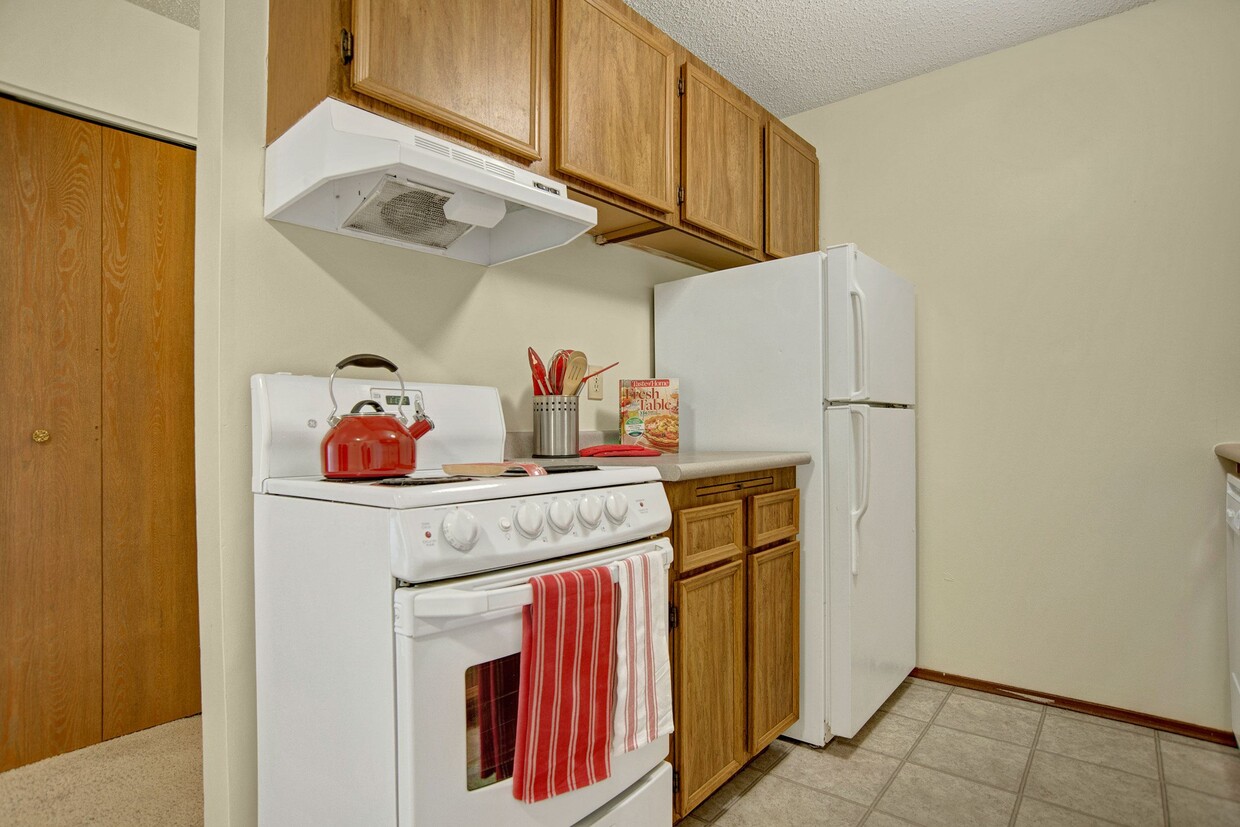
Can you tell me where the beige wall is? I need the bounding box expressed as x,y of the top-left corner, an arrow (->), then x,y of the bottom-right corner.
0,0 -> 198,143
786,0 -> 1240,729
195,0 -> 699,822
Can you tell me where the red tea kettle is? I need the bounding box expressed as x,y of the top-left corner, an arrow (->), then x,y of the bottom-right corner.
320,354 -> 434,480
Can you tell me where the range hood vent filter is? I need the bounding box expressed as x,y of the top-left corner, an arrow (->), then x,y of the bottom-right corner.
343,177 -> 474,250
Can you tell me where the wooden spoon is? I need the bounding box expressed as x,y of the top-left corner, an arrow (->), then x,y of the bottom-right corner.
560,351 -> 589,396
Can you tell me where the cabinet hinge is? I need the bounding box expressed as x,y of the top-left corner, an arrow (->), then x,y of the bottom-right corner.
677,77 -> 685,97
673,769 -> 680,794
340,29 -> 354,66
677,186 -> 685,205
669,603 -> 679,629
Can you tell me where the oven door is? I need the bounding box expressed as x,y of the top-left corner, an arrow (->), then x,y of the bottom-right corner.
392,538 -> 673,827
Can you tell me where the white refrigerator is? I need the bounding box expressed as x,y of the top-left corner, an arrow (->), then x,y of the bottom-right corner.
654,244 -> 916,745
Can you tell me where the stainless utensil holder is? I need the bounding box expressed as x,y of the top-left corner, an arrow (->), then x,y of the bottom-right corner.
533,396 -> 579,458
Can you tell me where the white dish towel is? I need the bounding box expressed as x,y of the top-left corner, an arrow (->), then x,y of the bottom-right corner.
612,550 -> 674,752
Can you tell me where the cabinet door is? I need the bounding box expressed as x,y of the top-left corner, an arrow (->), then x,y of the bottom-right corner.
101,129 -> 200,740
675,500 -> 744,574
764,118 -> 818,258
748,488 -> 800,549
0,99 -> 104,772
556,0 -> 676,213
674,561 -> 747,815
351,0 -> 545,161
748,541 -> 800,753
681,62 -> 763,249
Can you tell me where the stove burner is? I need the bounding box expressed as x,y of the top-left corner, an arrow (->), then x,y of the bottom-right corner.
322,475 -> 477,486
372,475 -> 477,487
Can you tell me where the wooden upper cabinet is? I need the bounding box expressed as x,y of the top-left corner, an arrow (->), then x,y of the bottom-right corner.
681,61 -> 763,250
556,0 -> 677,213
764,118 -> 819,258
350,0 -> 545,161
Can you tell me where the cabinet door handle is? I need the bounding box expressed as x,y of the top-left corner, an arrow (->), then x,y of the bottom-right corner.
32,429 -> 51,444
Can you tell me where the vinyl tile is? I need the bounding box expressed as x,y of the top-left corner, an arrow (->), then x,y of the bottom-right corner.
880,682 -> 949,722
1043,707 -> 1155,736
747,738 -> 795,772
1165,784 -> 1240,826
771,742 -> 901,806
951,685 -> 1044,711
1158,730 -> 1240,756
875,763 -> 1017,827
908,724 -> 1031,791
1037,713 -> 1158,779
688,767 -> 762,822
1159,739 -> 1240,802
1013,797 -> 1121,826
714,775 -> 867,827
1022,751 -> 1163,827
841,712 -> 928,759
862,812 -> 919,827
934,693 -> 1043,747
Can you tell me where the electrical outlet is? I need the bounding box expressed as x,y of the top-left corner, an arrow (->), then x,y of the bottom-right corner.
587,365 -> 605,400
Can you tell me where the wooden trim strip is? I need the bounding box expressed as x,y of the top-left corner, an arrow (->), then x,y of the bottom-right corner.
910,668 -> 1238,748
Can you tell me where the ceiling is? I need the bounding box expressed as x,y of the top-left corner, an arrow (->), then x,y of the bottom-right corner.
625,0 -> 1154,116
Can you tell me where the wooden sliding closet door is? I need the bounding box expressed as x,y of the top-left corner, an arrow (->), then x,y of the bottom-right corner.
0,99 -> 105,772
101,128 -> 199,739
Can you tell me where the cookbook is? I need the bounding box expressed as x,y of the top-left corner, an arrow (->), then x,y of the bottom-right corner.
619,379 -> 679,454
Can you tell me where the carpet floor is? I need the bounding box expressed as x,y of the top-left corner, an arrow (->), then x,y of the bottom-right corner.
0,716 -> 203,826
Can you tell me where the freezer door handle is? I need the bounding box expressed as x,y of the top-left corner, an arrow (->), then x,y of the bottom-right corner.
849,282 -> 870,401
850,406 -> 871,575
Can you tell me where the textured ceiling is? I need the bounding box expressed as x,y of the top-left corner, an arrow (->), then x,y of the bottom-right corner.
625,0 -> 1154,116
123,0 -> 199,29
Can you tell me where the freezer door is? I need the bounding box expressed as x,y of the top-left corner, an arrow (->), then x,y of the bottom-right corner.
825,245 -> 916,405
826,405 -> 916,739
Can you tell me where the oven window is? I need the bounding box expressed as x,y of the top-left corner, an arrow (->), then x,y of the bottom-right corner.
464,653 -> 521,791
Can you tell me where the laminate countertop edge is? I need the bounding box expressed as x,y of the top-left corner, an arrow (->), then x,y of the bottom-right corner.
513,451 -> 813,482
1217,443 -> 1240,465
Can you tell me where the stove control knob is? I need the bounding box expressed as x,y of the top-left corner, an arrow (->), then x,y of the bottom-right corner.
442,509 -> 480,552
577,495 -> 603,529
514,502 -> 545,539
547,500 -> 575,534
604,492 -> 629,524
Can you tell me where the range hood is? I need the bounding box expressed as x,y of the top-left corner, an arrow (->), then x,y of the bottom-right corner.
264,100 -> 597,266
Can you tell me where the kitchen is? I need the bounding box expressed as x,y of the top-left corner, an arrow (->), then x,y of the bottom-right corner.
1,0 -> 1239,825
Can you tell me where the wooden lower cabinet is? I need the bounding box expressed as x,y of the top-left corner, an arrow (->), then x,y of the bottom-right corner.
674,561 -> 747,814
668,468 -> 800,820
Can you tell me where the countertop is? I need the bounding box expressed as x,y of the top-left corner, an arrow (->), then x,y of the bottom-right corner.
1217,443 -> 1240,464
510,450 -> 812,482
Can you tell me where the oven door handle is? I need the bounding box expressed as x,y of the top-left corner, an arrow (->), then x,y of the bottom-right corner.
412,583 -> 534,618
409,545 -> 673,620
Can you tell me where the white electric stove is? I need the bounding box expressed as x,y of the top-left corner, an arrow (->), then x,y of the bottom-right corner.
252,372 -> 674,827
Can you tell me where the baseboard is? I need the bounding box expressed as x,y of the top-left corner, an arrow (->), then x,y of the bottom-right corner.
910,668 -> 1238,748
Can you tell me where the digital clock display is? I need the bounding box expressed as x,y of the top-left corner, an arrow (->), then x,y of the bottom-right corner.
385,395 -> 410,406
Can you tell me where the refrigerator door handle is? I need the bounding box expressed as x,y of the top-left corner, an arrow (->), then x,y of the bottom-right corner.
850,405 -> 871,575
849,281 -> 870,400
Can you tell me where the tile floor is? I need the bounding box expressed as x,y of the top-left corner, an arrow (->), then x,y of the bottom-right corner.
681,679 -> 1240,827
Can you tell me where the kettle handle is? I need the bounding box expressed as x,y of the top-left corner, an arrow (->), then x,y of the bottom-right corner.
336,353 -> 398,372
327,354 -> 409,427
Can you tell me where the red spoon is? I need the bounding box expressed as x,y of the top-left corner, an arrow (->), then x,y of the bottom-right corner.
528,347 -> 550,396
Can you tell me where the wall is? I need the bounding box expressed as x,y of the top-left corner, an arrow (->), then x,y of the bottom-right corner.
786,0 -> 1240,728
194,0 -> 700,822
0,0 -> 198,144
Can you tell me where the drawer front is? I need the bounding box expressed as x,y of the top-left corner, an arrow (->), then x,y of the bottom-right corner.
675,500 -> 744,573
748,489 -> 800,548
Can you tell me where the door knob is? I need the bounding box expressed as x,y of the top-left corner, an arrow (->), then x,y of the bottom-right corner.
32,429 -> 50,444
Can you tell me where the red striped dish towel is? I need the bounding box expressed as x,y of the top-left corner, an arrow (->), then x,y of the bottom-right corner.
613,550 -> 674,752
512,566 -> 616,803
